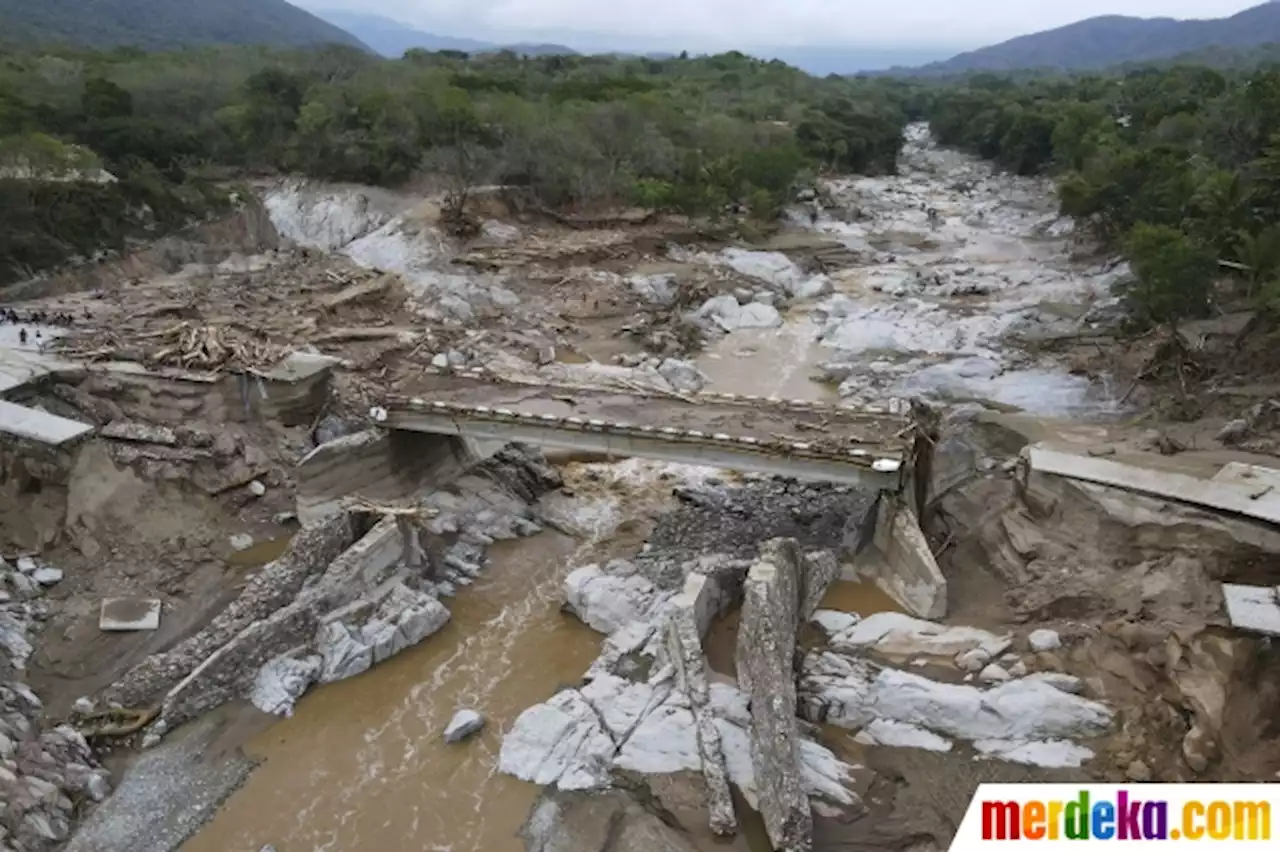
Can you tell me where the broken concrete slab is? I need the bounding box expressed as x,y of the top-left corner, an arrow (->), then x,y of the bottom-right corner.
1222,584 -> 1280,636
99,598 -> 162,632
1029,444 -> 1280,526
660,572 -> 735,836
100,421 -> 178,446
861,497 -> 946,619
736,539 -> 811,852
0,399 -> 93,446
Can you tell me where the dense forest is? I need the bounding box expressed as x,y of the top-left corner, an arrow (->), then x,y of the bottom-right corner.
0,43 -> 909,282
922,64 -> 1280,330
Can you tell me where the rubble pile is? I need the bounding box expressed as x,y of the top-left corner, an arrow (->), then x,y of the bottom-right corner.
1,556 -> 111,851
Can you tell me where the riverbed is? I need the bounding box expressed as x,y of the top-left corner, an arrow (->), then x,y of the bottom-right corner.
180,125 -> 1118,852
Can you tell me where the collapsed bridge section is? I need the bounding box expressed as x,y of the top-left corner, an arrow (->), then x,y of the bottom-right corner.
379,367 -> 925,493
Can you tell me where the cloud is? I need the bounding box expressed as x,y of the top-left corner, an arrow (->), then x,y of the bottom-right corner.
311,0 -> 1268,48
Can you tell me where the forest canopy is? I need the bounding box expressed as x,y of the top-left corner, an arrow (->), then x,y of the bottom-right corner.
0,44 -> 912,282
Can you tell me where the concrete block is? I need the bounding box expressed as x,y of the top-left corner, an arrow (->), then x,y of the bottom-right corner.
863,497 -> 947,619
100,598 -> 162,632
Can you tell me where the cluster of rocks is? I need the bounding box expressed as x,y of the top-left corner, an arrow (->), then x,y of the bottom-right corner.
802,613 -> 1111,768
502,540 -> 863,851
1,557 -> 111,851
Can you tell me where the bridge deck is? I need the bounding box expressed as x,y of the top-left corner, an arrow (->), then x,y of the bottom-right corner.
382,368 -> 917,489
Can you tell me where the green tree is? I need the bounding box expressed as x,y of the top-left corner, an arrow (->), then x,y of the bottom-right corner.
1124,223 -> 1216,329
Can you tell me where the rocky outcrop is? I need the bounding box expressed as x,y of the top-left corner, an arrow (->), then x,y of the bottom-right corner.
564,560 -> 667,635
799,646 -> 1112,766
735,539 -> 812,852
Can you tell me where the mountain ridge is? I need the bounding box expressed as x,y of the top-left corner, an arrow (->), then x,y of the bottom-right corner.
907,1 -> 1280,75
0,0 -> 368,52
309,10 -> 578,57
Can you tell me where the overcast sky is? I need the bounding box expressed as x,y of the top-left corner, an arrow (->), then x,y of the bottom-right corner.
304,0 -> 1268,50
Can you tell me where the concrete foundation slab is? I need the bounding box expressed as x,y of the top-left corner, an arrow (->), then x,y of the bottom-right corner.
100,598 -> 163,631
0,398 -> 93,445
1213,462 -> 1280,490
1222,584 -> 1280,636
1030,444 -> 1280,525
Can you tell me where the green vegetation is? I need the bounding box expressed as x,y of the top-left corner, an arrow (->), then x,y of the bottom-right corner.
922,62 -> 1280,328
0,43 -> 909,283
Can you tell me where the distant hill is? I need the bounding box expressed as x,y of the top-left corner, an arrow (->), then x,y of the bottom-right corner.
0,0 -> 368,51
908,1 -> 1280,75
308,10 -> 576,58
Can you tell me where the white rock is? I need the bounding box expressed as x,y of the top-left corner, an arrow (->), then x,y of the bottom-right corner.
1024,672 -> 1084,694
16,556 -> 38,574
719,249 -> 804,292
250,654 -> 322,717
973,738 -> 1094,768
613,702 -> 701,774
1028,629 -> 1062,652
801,652 -> 1112,742
832,612 -> 1011,660
628,274 -> 678,306
71,697 -> 95,715
812,609 -> 859,635
734,302 -> 784,328
32,567 -> 63,586
853,719 -> 953,752
715,695 -> 859,811
444,709 -> 486,743
481,220 -> 521,244
794,275 -> 834,300
247,480 -> 267,497
979,663 -> 1011,683
316,622 -> 373,683
229,534 -> 254,552
582,674 -> 671,742
564,564 -> 661,635
1008,660 -> 1028,677
499,690 -> 616,790
657,359 -> 708,394
956,648 -> 991,672
694,295 -> 783,331
431,353 -> 449,368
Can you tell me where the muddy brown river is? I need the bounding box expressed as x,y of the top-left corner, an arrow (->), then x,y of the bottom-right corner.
183,528 -> 602,852
181,454 -> 897,852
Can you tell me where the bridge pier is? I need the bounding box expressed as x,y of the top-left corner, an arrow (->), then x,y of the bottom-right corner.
295,429 -> 491,526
